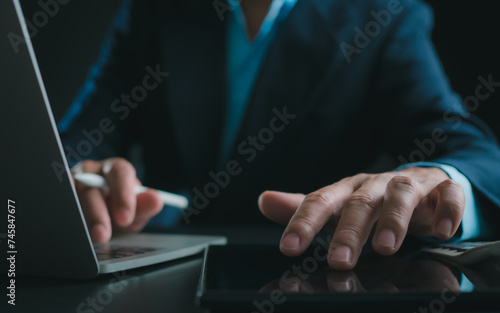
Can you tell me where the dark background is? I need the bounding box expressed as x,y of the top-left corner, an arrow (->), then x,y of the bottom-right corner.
20,0 -> 500,135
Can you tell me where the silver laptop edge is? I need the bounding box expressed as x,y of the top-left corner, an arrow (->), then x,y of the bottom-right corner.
5,0 -> 226,278
12,0 -> 99,266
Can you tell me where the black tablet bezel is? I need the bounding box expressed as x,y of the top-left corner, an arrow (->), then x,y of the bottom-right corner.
197,245 -> 500,312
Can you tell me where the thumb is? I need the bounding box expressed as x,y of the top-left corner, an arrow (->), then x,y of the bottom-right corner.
258,191 -> 305,225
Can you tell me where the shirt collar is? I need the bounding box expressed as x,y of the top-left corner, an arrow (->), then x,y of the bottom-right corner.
228,0 -> 298,43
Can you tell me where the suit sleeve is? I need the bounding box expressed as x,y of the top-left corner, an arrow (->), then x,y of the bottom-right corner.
376,0 -> 500,235
58,0 -> 149,167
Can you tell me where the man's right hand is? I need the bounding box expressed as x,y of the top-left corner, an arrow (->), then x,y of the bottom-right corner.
72,158 -> 163,242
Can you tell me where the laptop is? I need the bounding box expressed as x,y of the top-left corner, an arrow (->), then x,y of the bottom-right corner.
0,0 -> 226,279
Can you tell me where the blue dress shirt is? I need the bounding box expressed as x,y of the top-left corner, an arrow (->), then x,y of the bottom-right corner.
216,0 -> 484,241
149,0 -> 299,228
219,0 -> 298,165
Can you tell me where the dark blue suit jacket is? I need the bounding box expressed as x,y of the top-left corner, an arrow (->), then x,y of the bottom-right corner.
60,0 -> 500,228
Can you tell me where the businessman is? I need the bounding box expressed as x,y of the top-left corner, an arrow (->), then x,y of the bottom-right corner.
59,0 -> 500,270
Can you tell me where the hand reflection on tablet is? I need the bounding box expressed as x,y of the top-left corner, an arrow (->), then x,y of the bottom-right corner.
259,256 -> 461,294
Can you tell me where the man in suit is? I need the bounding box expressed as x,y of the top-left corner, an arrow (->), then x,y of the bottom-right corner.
59,0 -> 500,270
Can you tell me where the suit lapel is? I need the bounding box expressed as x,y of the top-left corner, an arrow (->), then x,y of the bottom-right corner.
159,0 -> 355,181
231,0 -> 355,161
161,5 -> 228,183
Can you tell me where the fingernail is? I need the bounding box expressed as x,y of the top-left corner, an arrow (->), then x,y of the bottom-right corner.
116,208 -> 131,224
281,233 -> 300,251
102,160 -> 113,174
91,224 -> 106,240
377,229 -> 396,249
437,218 -> 453,237
286,281 -> 300,293
330,246 -> 352,263
331,279 -> 353,292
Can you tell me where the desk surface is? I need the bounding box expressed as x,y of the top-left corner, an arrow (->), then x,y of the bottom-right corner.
7,256 -> 205,313
1,226 -> 284,313
0,226 -> 495,313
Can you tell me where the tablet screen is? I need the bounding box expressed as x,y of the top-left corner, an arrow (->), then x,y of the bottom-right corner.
199,244 -> 500,312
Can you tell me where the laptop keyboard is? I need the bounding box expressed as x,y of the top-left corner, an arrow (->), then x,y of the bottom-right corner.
94,245 -> 158,261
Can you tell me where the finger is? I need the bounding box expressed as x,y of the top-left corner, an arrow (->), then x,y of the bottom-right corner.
258,280 -> 281,294
279,276 -> 315,293
327,271 -> 365,293
74,159 -> 102,174
258,191 -> 305,225
116,190 -> 164,233
407,194 -> 435,236
279,279 -> 302,293
373,176 -> 423,255
71,160 -> 105,189
72,159 -> 107,195
431,179 -> 465,240
101,158 -> 138,227
327,179 -> 386,270
78,186 -> 112,242
409,260 -> 460,290
280,175 -> 365,257
372,283 -> 399,293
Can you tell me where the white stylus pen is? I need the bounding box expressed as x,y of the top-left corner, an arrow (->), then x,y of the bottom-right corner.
73,172 -> 189,209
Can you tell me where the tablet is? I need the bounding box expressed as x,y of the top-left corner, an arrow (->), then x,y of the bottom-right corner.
197,245 -> 500,312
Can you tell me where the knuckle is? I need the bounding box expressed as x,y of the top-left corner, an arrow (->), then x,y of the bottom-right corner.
304,192 -> 334,208
388,176 -> 419,196
292,215 -> 318,238
442,195 -> 464,211
335,223 -> 365,243
345,193 -> 378,212
109,158 -> 135,176
440,179 -> 463,192
439,180 -> 465,209
381,208 -> 409,227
